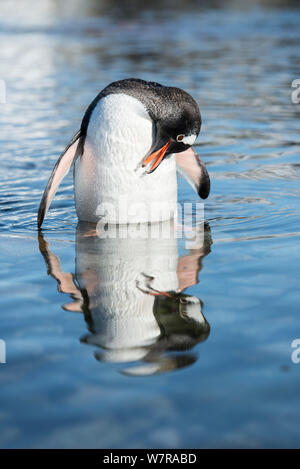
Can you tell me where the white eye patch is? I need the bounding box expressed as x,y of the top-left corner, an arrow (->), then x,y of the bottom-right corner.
181,134 -> 197,146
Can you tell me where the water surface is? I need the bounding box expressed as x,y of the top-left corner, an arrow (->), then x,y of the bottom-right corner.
0,0 -> 300,448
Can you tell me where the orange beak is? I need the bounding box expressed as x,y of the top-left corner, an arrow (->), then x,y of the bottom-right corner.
142,139 -> 172,173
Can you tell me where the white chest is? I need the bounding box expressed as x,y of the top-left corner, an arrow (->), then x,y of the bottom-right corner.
74,93 -> 177,223
75,226 -> 179,362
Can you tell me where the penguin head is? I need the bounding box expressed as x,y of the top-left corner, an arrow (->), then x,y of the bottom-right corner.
142,86 -> 202,172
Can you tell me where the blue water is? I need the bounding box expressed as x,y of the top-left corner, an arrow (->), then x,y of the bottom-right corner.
0,0 -> 300,448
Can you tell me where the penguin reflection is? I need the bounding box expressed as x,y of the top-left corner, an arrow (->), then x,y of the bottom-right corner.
38,221 -> 212,376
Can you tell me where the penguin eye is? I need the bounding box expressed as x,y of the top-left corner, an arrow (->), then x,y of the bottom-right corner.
176,134 -> 185,142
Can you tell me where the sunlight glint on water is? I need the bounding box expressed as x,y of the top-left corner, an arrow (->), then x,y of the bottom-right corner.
0,0 -> 300,449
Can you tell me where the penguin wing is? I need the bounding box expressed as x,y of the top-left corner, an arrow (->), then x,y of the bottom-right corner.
176,147 -> 210,199
38,232 -> 83,310
37,131 -> 82,228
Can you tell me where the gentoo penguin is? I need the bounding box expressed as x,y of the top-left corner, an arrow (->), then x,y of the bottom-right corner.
37,78 -> 210,227
38,221 -> 212,375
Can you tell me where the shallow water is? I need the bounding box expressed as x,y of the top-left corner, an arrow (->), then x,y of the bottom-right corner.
1,0 -> 300,449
